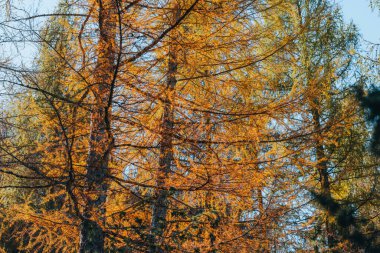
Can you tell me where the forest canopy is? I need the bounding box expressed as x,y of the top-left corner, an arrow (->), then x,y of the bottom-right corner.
0,0 -> 379,252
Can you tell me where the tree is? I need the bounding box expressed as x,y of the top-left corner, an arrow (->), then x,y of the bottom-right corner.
0,0 -> 378,252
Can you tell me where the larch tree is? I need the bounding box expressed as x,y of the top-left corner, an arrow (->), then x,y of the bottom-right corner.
0,0 -> 379,252
295,0 -> 379,251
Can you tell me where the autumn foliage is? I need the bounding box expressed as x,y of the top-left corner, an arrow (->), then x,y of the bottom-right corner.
0,0 -> 379,252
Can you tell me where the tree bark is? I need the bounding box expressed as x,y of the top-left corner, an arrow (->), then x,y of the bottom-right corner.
79,0 -> 116,252
312,108 -> 334,250
258,188 -> 269,252
149,4 -> 180,252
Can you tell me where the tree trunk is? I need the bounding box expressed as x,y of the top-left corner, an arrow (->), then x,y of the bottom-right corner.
312,108 -> 334,250
79,0 -> 116,252
258,188 -> 269,252
149,4 -> 180,252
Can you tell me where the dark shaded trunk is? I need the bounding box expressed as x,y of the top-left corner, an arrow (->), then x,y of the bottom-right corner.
312,108 -> 334,250
149,5 -> 180,252
79,0 -> 116,252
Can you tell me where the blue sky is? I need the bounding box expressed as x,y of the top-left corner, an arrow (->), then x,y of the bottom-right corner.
339,0 -> 380,43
